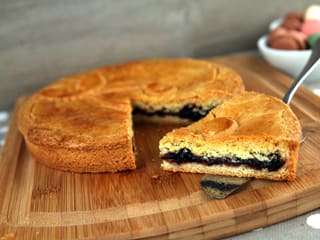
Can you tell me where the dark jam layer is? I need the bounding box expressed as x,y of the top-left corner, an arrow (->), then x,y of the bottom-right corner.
132,104 -> 214,121
162,148 -> 284,171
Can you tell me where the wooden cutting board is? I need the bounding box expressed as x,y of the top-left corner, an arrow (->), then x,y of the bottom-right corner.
1,55 -> 320,240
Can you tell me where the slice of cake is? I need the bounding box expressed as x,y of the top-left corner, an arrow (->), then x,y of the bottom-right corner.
160,92 -> 302,181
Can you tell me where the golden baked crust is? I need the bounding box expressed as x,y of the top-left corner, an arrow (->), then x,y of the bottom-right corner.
160,92 -> 302,181
18,58 -> 244,172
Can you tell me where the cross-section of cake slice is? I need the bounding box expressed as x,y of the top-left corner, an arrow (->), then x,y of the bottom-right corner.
159,92 -> 302,181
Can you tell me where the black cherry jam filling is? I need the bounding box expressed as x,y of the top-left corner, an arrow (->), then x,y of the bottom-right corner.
162,148 -> 285,171
132,104 -> 214,121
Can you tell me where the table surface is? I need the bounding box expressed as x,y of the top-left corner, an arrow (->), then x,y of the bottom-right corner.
0,55 -> 319,240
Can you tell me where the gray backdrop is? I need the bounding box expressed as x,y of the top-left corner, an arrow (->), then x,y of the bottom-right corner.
0,0 -> 315,109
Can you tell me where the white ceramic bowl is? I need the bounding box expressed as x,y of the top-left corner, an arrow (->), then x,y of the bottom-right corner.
257,36 -> 320,80
257,19 -> 320,83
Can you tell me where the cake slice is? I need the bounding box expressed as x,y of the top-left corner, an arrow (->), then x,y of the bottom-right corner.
160,92 -> 302,181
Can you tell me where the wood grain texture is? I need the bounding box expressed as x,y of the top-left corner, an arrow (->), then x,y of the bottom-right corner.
1,56 -> 320,240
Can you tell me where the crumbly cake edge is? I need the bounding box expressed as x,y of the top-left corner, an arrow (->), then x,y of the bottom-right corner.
161,160 -> 296,181
25,136 -> 136,173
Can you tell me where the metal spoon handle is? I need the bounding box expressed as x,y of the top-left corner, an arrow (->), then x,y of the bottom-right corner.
283,39 -> 320,104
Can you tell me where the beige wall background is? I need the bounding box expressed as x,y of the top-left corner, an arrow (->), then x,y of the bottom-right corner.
0,0 -> 315,109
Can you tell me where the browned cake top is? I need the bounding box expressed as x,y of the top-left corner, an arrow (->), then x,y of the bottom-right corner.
18,58 -> 245,149
162,92 -> 302,143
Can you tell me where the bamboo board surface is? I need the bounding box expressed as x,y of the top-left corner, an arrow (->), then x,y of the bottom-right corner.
1,55 -> 320,240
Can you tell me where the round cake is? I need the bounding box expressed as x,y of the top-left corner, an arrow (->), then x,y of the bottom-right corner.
17,58 -> 245,172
